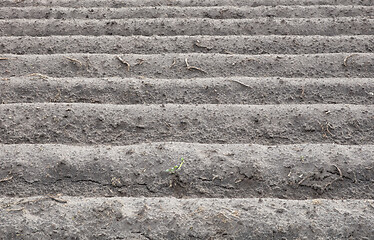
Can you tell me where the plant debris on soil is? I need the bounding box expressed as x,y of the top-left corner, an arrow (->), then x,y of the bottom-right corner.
1,1 -> 374,239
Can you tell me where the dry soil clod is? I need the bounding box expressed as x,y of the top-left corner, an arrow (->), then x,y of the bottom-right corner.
343,54 -> 359,67
233,58 -> 256,66
223,50 -> 235,55
185,58 -> 207,74
194,40 -> 212,50
65,57 -> 83,67
116,56 -> 130,71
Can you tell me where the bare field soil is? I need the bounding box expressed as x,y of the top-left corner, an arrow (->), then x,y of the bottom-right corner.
1,143 -> 374,199
1,197 -> 374,239
0,1 -> 373,239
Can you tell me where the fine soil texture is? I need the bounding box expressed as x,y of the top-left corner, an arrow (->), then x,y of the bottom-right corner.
0,1 -> 374,239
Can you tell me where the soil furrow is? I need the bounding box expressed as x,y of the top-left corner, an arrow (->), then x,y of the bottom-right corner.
1,196 -> 373,239
1,0 -> 373,239
1,6 -> 374,19
1,35 -> 373,55
0,143 -> 373,199
0,103 -> 372,145
1,77 -> 373,105
1,53 -> 373,78
1,18 -> 373,36
0,0 -> 372,7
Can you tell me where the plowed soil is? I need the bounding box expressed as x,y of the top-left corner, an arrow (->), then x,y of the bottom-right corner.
0,1 -> 374,239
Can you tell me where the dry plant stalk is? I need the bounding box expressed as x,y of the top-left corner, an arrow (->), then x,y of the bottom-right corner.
0,175 -> 13,182
116,56 -> 130,71
170,57 -> 177,68
28,73 -> 49,79
185,58 -> 207,74
64,57 -> 83,67
135,58 -> 145,66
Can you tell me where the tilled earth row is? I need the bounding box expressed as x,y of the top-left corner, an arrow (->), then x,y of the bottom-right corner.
1,6 -> 374,19
1,143 -> 373,199
1,197 -> 374,239
2,18 -> 374,36
0,0 -> 372,7
1,53 -> 374,78
1,1 -> 374,239
2,35 -> 374,54
2,77 -> 373,104
0,103 -> 373,145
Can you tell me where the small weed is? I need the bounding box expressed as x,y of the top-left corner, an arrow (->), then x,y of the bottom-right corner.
166,158 -> 185,174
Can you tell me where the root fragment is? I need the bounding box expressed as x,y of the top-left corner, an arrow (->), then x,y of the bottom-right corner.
6,208 -> 24,212
367,201 -> 374,210
185,58 -> 207,74
219,8 -> 229,14
65,57 -> 83,67
229,79 -> 251,88
170,57 -> 177,68
135,58 -> 145,66
343,54 -> 358,67
353,172 -> 358,183
322,165 -> 343,192
116,56 -> 130,71
48,195 -> 67,203
0,57 -> 18,60
0,175 -> 13,182
301,86 -> 305,98
322,178 -> 340,192
223,50 -> 235,55
333,164 -> 343,178
298,174 -> 311,185
28,73 -> 49,80
318,121 -> 334,138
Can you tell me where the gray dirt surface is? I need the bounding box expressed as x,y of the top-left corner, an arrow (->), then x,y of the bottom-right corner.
0,103 -> 373,145
0,0 -> 373,239
1,77 -> 373,105
1,18 -> 374,36
1,197 -> 374,240
1,53 -> 374,78
1,36 -> 373,54
0,0 -> 372,7
1,143 -> 374,199
1,6 -> 374,19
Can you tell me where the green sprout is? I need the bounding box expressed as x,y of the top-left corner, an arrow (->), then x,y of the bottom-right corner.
166,158 -> 185,174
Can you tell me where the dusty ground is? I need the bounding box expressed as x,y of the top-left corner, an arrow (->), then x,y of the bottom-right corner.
1,1 -> 374,239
